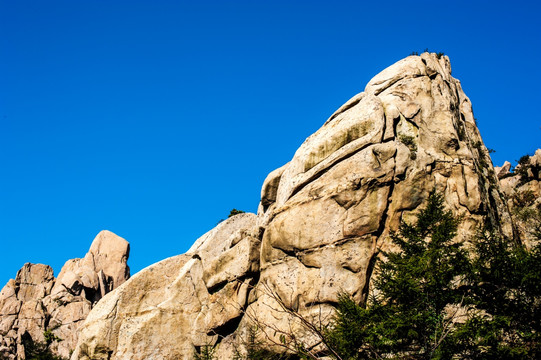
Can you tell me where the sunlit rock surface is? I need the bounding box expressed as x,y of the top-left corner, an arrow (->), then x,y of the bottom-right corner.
66,53 -> 535,359
0,231 -> 129,359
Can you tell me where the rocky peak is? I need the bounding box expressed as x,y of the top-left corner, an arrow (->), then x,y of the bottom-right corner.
52,230 -> 130,303
0,231 -> 130,360
250,52 -> 513,351
69,53 -> 523,359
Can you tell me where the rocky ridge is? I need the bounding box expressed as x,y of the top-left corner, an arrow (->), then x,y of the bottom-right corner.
0,231 -> 130,359
70,52 -> 534,360
2,53 -> 539,360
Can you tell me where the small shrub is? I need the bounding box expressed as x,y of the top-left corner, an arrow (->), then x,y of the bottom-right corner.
232,326 -> 300,360
22,331 -> 66,360
43,330 -> 62,346
518,155 -> 531,166
228,209 -> 246,218
514,190 -> 536,209
194,344 -> 216,360
398,134 -> 417,159
421,49 -> 445,59
515,154 -> 533,185
472,140 -> 490,171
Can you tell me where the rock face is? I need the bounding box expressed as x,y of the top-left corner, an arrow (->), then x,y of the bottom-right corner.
245,52 -> 514,352
71,53 -> 524,359
0,230 -> 130,359
71,213 -> 259,360
498,149 -> 541,248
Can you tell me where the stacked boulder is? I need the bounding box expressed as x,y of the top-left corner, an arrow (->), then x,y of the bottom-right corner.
0,230 -> 130,359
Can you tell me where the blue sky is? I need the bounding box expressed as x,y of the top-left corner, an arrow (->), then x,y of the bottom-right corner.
1,0 -> 540,284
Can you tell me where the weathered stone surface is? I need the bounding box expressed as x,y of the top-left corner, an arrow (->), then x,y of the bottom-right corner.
69,53 -> 524,359
0,231 -> 130,359
72,213 -> 259,360
242,52 -> 514,350
495,161 -> 512,179
497,150 -> 541,248
15,264 -> 55,302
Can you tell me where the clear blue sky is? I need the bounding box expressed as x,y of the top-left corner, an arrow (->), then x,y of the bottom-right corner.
1,1 -> 540,284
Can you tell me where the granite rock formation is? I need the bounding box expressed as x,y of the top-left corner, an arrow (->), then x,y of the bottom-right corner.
69,52 -> 529,360
243,52 -> 515,353
0,230 -> 130,359
497,149 -> 541,248
71,213 -> 260,360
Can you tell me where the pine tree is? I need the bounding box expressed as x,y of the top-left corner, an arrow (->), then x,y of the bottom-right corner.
326,192 -> 470,359
323,193 -> 541,359
455,214 -> 541,359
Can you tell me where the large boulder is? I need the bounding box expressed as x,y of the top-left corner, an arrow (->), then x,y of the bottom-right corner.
0,231 -> 130,359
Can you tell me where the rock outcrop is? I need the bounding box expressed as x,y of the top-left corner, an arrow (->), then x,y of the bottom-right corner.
71,213 -> 260,360
0,230 -> 130,359
69,52 -> 524,360
498,149 -> 541,248
244,52 -> 515,353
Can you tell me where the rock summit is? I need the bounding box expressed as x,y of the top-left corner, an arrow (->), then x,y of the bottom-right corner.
72,53 -> 522,359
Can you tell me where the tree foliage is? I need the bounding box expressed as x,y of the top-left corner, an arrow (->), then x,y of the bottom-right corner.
21,331 -> 66,360
326,192 -> 469,359
456,224 -> 541,359
323,192 -> 541,359
229,209 -> 246,218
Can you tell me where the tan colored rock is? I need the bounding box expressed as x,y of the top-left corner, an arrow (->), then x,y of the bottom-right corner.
71,53 -> 519,359
72,213 -> 259,360
530,149 -> 541,169
497,149 -> 541,248
0,231 -> 130,360
275,93 -> 386,207
15,264 -> 55,301
246,52 -> 514,349
260,163 -> 288,211
0,281 -> 21,319
0,264 -> 55,358
53,230 -> 130,301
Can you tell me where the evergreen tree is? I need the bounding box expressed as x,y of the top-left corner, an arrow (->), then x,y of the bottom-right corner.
326,192 -> 469,359
323,193 -> 541,359
455,215 -> 541,359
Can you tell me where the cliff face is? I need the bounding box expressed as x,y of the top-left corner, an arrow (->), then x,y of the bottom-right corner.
70,53 -> 523,360
0,231 -> 130,359
497,149 -> 541,248
243,52 -> 515,354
